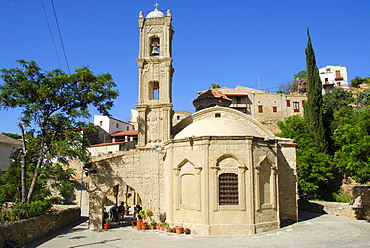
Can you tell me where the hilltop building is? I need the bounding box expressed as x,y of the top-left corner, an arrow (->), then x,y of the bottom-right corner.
194,86 -> 307,123
0,134 -> 22,175
319,65 -> 349,92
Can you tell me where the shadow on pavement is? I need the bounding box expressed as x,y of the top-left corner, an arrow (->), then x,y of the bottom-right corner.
26,217 -> 89,248
298,209 -> 325,222
69,238 -> 122,248
26,217 -> 134,247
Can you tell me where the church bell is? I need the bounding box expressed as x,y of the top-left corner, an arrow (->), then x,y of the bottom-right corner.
151,46 -> 160,56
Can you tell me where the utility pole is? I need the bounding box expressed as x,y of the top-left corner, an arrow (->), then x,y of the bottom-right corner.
258,76 -> 262,90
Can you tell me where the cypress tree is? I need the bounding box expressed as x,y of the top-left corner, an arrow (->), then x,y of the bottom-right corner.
304,28 -> 328,152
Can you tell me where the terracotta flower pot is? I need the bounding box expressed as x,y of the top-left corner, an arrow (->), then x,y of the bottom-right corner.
124,210 -> 129,216
103,223 -> 110,230
141,223 -> 148,230
136,219 -> 142,230
175,226 -> 184,234
184,228 -> 191,234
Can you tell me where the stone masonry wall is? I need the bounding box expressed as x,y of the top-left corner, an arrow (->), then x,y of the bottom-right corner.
0,205 -> 80,246
301,200 -> 369,220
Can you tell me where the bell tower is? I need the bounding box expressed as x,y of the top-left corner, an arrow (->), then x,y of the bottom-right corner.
136,5 -> 174,148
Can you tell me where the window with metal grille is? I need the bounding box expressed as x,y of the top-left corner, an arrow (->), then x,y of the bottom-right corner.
219,173 -> 238,205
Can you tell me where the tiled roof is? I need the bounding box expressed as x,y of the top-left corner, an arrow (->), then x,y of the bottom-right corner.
111,130 -> 138,137
0,134 -> 22,146
195,89 -> 232,101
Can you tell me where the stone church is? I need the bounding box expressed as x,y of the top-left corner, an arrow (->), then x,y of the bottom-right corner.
85,6 -> 298,235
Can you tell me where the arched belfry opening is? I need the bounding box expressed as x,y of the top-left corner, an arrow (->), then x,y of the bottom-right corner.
150,36 -> 160,56
149,81 -> 160,100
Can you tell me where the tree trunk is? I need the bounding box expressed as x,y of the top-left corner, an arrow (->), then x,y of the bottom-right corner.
26,148 -> 45,202
18,124 -> 27,203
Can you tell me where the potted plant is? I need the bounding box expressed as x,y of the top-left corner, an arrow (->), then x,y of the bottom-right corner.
149,219 -> 157,230
141,221 -> 148,230
124,205 -> 131,216
103,218 -> 110,230
162,222 -> 169,232
139,209 -> 153,229
157,223 -> 162,230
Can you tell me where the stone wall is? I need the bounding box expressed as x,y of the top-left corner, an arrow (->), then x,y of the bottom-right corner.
0,205 -> 80,247
277,144 -> 298,226
300,200 -> 369,220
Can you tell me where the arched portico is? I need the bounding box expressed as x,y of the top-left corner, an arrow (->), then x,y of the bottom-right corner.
87,150 -> 164,230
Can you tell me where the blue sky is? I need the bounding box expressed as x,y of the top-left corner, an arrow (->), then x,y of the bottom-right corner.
1,0 -> 370,134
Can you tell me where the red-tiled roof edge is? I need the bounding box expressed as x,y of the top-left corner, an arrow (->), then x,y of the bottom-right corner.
89,141 -> 126,147
111,130 -> 138,136
195,89 -> 232,101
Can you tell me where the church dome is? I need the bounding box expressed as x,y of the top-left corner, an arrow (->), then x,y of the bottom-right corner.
146,8 -> 165,18
173,107 -> 274,140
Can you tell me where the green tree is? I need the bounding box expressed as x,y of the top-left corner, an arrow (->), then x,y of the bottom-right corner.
290,70 -> 307,93
333,107 -> 370,184
293,70 -> 307,81
356,88 -> 370,107
0,60 -> 118,203
304,28 -> 328,152
209,83 -> 221,89
322,88 -> 354,153
350,76 -> 370,88
278,115 -> 333,198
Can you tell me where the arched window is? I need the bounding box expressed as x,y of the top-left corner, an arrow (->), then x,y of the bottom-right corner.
219,173 -> 238,205
259,161 -> 271,205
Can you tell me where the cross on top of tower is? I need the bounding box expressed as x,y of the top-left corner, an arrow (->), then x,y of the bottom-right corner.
154,3 -> 159,9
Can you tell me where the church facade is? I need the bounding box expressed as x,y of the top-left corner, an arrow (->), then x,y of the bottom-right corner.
85,6 -> 298,235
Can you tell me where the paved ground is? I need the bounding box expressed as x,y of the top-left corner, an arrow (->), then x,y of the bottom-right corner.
26,211 -> 370,248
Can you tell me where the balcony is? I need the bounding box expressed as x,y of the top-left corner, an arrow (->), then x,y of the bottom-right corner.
230,103 -> 248,108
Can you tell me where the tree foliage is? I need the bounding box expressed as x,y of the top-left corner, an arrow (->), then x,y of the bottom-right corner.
278,115 -> 333,198
209,83 -> 221,89
333,107 -> 370,184
293,70 -> 307,81
0,60 -> 118,205
304,29 -> 328,152
356,88 -> 370,107
322,88 -> 354,153
350,76 -> 370,88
